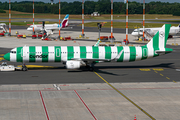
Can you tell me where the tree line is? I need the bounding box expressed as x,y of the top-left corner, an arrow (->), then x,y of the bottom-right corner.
0,0 -> 180,16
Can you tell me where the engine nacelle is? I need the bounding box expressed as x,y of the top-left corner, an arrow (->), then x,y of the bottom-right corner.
66,61 -> 81,69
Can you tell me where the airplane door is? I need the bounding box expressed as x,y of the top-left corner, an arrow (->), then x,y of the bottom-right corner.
55,48 -> 61,62
143,48 -> 147,57
56,48 -> 60,57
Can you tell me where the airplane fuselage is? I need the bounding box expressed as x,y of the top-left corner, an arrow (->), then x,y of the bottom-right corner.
5,45 -> 169,63
27,24 -> 60,32
132,27 -> 180,37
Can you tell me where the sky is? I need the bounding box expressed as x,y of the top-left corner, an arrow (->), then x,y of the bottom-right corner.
1,0 -> 180,3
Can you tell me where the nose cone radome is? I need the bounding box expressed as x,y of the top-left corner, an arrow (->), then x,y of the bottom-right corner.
4,53 -> 10,61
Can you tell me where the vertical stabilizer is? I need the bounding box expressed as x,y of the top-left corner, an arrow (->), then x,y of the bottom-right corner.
146,24 -> 171,50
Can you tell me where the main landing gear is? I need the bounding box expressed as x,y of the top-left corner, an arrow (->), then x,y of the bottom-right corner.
22,64 -> 28,71
86,63 -> 94,71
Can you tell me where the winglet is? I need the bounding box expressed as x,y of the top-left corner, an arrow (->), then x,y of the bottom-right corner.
94,39 -> 101,46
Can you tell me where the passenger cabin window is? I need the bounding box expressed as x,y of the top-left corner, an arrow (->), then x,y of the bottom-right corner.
10,51 -> 16,54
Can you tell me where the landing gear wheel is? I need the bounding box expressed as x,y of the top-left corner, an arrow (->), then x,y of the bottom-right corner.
89,67 -> 94,71
22,65 -> 28,71
86,63 -> 94,71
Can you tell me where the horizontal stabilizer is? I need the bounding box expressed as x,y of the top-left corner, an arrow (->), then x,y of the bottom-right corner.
155,50 -> 172,54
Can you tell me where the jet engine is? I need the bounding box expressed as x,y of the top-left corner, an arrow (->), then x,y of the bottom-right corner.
66,61 -> 81,69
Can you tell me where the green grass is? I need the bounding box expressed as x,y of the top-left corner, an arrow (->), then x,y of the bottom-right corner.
82,22 -> 178,29
2,10 -> 180,20
4,21 -> 57,27
147,20 -> 180,23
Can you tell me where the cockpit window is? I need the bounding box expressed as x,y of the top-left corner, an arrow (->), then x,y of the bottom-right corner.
10,51 -> 16,54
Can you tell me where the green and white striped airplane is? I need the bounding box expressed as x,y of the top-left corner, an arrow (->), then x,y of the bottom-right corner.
4,24 -> 173,71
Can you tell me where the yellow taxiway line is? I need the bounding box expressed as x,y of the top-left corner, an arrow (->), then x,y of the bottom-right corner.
94,71 -> 156,120
17,65 -> 57,69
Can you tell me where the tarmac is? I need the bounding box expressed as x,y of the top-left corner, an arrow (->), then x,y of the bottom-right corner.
0,28 -> 180,120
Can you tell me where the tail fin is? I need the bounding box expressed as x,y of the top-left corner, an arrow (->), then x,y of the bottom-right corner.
58,14 -> 69,28
146,24 -> 171,50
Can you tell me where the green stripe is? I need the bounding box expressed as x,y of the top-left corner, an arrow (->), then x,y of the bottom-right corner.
153,31 -> 159,49
117,46 -> 123,62
5,53 -> 10,61
105,46 -> 111,59
17,47 -> 23,62
141,46 -> 148,60
67,46 -> 74,60
92,46 -> 99,59
29,46 -> 35,62
129,46 -> 136,62
80,46 -> 86,58
55,46 -> 61,62
164,24 -> 171,47
42,46 -> 48,62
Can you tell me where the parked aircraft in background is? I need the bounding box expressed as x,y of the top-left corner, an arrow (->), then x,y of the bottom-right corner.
4,24 -> 173,71
131,24 -> 180,39
27,14 -> 69,34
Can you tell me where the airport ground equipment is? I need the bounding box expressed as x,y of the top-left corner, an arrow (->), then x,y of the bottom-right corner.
32,35 -> 37,39
0,32 -> 5,37
0,23 -> 9,36
0,62 -> 15,71
0,62 -> 22,71
3,24 -> 173,71
0,23 -> 9,33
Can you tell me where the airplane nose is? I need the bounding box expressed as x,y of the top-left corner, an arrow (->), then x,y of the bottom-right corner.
4,53 -> 10,61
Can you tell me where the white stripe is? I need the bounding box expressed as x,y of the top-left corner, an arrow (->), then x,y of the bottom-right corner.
159,31 -> 165,51
35,46 -> 42,62
73,46 -> 80,58
86,46 -> 92,59
135,47 -> 142,61
146,38 -> 154,58
10,48 -> 16,62
23,46 -> 29,62
99,46 -> 105,59
111,46 -> 117,59
123,46 -> 130,62
48,46 -> 55,62
61,46 -> 67,61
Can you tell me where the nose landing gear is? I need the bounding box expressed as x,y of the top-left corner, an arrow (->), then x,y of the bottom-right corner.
22,64 -> 28,71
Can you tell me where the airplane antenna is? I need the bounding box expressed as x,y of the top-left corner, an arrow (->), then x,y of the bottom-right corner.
9,0 -> 11,36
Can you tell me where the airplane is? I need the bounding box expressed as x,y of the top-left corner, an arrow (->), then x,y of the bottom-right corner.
27,14 -> 69,34
131,24 -> 180,39
4,24 -> 173,71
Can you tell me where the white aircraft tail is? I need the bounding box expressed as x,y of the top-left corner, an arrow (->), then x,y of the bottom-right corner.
146,24 -> 171,51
